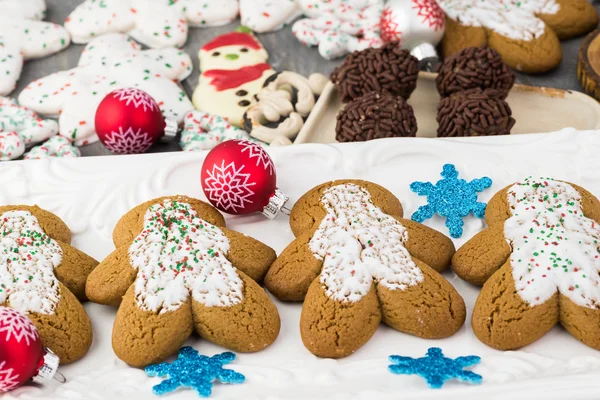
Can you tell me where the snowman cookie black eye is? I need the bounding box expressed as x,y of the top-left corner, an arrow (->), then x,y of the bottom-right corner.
240,48 -> 249,53
236,90 -> 248,97
238,100 -> 251,107
212,51 -> 220,57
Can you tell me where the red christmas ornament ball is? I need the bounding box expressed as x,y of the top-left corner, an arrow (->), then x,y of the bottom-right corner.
0,307 -> 58,393
95,88 -> 165,154
201,140 -> 277,215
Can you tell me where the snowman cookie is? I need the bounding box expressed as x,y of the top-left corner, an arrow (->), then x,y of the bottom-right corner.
192,28 -> 276,127
65,0 -> 239,48
0,0 -> 70,95
18,34 -> 193,146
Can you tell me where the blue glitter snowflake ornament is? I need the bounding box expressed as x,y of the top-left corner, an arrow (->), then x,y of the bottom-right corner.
410,164 -> 492,238
145,347 -> 245,397
388,347 -> 482,389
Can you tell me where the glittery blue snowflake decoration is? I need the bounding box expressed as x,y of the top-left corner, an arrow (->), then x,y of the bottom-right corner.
410,164 -> 492,238
145,347 -> 245,397
388,347 -> 482,389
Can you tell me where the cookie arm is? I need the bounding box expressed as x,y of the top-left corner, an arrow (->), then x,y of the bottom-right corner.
55,241 -> 99,301
264,231 -> 323,301
399,218 -> 455,273
452,225 -> 511,286
86,246 -> 137,306
221,228 -> 276,284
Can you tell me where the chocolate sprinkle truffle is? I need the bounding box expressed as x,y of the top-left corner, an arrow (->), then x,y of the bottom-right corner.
330,43 -> 419,103
436,46 -> 515,99
437,89 -> 515,137
336,91 -> 417,142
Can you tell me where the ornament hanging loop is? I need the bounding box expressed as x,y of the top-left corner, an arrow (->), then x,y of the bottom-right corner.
53,372 -> 67,384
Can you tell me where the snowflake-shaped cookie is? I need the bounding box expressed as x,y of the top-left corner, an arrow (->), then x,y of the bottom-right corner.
410,164 -> 492,238
265,180 -> 465,358
389,347 -> 482,388
0,206 -> 98,364
0,0 -> 71,95
86,195 -> 279,367
454,177 -> 600,350
18,33 -> 192,146
437,0 -> 598,73
146,347 -> 245,397
293,0 -> 384,60
0,97 -> 59,160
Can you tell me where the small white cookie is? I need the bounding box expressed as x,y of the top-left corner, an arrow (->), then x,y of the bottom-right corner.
0,0 -> 70,95
192,29 -> 275,127
240,0 -> 301,33
18,34 -> 193,146
180,110 -> 252,151
24,136 -> 81,159
65,0 -> 239,48
293,0 -> 384,60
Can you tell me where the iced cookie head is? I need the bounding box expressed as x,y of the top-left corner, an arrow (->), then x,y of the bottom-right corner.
199,30 -> 269,71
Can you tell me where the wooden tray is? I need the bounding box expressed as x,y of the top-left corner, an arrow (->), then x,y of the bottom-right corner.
296,71 -> 600,144
579,29 -> 600,102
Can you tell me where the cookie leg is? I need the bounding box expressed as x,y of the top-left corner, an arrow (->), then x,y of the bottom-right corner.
452,224 -> 511,285
537,0 -> 598,40
300,278 -> 381,358
559,294 -> 600,350
378,258 -> 466,339
86,246 -> 136,306
191,271 -> 280,353
112,285 -> 193,368
27,283 -> 93,364
55,241 -> 98,300
222,228 -> 277,283
472,262 -> 559,350
440,17 -> 487,58
264,232 -> 323,301
399,218 -> 455,272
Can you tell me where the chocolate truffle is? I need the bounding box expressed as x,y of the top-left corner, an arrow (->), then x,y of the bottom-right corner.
437,89 -> 515,137
436,46 -> 515,99
330,43 -> 419,103
336,91 -> 417,142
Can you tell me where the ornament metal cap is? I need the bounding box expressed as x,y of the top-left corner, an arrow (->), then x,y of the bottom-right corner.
262,188 -> 290,219
32,348 -> 59,385
411,43 -> 440,72
162,118 -> 178,142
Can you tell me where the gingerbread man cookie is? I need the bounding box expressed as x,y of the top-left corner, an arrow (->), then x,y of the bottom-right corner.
0,205 -> 98,363
192,28 -> 276,127
265,180 -> 465,358
437,0 -> 599,73
65,0 -> 239,48
18,34 -> 192,146
293,0 -> 384,60
0,0 -> 70,95
453,177 -> 600,350
86,195 -> 280,367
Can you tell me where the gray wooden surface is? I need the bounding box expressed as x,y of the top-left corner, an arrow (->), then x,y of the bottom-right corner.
16,0 -> 600,156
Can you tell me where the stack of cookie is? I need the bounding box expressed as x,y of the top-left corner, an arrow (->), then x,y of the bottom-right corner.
435,46 -> 517,137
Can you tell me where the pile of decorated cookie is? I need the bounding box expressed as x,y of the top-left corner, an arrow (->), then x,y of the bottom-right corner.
1,0 -> 597,160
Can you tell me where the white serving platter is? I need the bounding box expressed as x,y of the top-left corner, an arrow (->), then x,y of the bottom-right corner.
4,128 -> 600,400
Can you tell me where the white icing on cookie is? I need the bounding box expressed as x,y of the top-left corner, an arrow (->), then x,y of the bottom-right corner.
437,0 -> 560,41
293,0 -> 384,60
240,0 -> 301,33
0,1 -> 70,96
180,111 -> 252,152
66,0 -> 239,48
18,34 -> 192,146
505,177 -> 600,309
129,199 -> 243,313
0,211 -> 62,315
309,184 -> 423,303
24,136 -> 80,159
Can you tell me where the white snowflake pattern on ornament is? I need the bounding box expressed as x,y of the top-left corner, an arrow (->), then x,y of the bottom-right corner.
203,161 -> 256,214
103,126 -> 155,154
0,308 -> 39,346
111,88 -> 160,113
238,141 -> 274,176
0,362 -> 20,393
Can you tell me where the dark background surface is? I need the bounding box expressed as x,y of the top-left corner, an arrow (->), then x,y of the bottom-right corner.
17,0 -> 600,156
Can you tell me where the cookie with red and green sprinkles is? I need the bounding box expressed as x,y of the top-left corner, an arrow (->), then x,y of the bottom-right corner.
454,177 -> 600,350
86,195 -> 279,367
0,0 -> 70,95
0,204 -> 98,364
